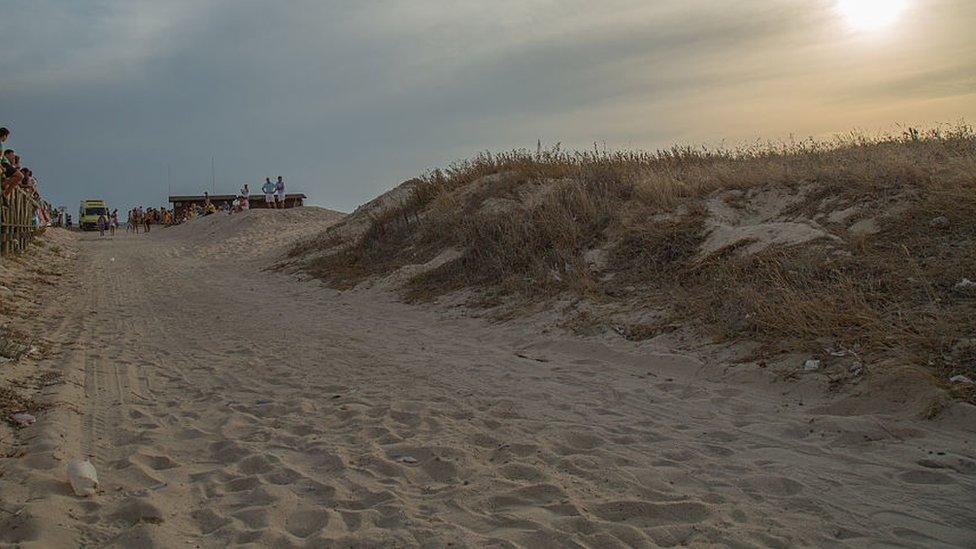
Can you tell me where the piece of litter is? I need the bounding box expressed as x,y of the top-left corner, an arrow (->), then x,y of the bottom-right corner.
255,400 -> 271,405
67,459 -> 99,497
515,353 -> 549,363
954,278 -> 976,291
803,359 -> 821,371
9,413 -> 35,427
399,456 -> 418,464
949,375 -> 974,384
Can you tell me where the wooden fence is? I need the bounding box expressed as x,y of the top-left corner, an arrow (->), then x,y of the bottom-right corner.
0,188 -> 41,256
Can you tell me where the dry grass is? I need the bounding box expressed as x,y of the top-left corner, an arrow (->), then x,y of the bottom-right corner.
295,125 -> 976,398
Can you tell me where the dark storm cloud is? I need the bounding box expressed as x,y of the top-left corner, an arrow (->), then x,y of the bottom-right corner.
1,1 -> 973,213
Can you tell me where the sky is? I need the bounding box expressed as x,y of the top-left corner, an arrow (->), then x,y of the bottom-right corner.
2,0 -> 974,213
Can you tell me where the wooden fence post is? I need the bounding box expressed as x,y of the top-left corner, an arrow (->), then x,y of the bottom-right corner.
0,192 -> 5,258
0,187 -> 43,258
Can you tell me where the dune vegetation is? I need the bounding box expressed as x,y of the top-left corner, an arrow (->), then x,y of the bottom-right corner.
289,125 -> 976,402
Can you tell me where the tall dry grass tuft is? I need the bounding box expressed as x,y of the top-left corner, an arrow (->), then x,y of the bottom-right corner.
294,125 -> 976,398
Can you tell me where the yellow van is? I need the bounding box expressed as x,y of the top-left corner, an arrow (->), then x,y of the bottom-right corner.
79,200 -> 109,230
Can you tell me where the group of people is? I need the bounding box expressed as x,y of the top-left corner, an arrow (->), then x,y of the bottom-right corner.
229,176 -> 287,213
95,175 -> 291,236
53,209 -> 72,228
95,206 -> 178,237
125,207 -> 174,234
187,176 -> 287,218
96,209 -> 120,236
1,125 -> 293,240
260,176 -> 287,208
1,127 -> 31,196
1,126 -> 52,226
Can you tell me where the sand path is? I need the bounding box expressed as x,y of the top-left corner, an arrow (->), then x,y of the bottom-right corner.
4,227 -> 975,547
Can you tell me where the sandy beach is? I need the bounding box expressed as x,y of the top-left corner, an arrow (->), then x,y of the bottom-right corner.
0,210 -> 971,547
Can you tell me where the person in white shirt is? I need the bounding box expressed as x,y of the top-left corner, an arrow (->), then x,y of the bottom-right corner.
240,184 -> 250,210
275,176 -> 285,207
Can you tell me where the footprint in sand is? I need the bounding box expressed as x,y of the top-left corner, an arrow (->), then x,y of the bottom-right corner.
109,498 -> 165,527
284,509 -> 330,538
899,470 -> 954,485
737,475 -> 805,496
264,467 -> 304,486
231,507 -> 269,529
498,463 -> 546,483
592,500 -> 711,528
191,508 -> 230,535
560,430 -> 605,451
225,475 -> 263,493
133,453 -> 180,471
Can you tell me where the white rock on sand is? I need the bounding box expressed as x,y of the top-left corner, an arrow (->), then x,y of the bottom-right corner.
0,212 -> 973,547
66,459 -> 99,497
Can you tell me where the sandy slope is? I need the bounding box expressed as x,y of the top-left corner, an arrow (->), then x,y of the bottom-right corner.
154,207 -> 346,262
1,214 -> 975,547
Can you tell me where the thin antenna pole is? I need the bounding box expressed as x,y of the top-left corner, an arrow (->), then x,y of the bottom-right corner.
211,156 -> 215,193
167,164 -> 172,196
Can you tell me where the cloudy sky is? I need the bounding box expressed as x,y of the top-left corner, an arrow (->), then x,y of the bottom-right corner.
2,1 -> 974,212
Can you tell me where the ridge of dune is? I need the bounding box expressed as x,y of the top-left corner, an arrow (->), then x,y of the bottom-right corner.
287,131 -> 976,414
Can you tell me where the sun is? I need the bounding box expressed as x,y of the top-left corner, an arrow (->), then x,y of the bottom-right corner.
836,0 -> 909,31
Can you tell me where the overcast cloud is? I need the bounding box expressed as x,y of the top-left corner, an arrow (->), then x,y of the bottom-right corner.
2,0 -> 974,212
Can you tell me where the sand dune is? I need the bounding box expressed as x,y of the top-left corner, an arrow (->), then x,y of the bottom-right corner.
156,207 -> 346,262
1,214 -> 974,547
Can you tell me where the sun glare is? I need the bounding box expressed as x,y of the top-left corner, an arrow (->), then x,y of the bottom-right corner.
837,0 -> 908,31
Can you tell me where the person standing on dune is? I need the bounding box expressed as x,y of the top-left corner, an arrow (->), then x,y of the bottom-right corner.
275,176 -> 285,208
240,183 -> 250,210
262,177 -> 276,208
0,127 -> 9,159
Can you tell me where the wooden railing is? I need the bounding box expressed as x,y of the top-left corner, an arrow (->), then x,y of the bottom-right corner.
1,187 -> 41,256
